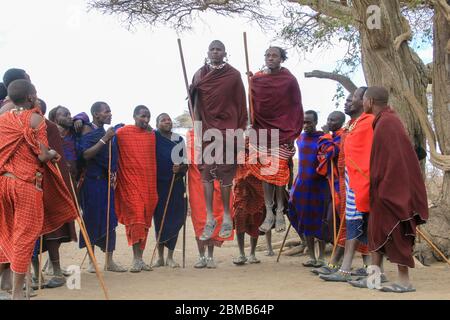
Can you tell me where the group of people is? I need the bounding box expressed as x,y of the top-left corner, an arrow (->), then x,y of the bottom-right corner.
0,39 -> 429,300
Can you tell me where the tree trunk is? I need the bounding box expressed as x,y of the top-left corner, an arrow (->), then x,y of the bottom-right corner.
353,0 -> 428,153
417,3 -> 450,263
352,1 -> 450,261
432,4 -> 450,209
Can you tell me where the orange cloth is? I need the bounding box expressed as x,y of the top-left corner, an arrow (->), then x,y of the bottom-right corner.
343,113 -> 374,213
337,122 -> 369,255
186,130 -> 234,246
246,148 -> 291,186
0,108 -> 77,273
115,125 -> 158,250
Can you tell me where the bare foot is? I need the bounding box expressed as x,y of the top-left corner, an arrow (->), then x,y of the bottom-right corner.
259,214 -> 275,233
275,211 -> 286,232
165,259 -> 180,268
151,258 -> 165,268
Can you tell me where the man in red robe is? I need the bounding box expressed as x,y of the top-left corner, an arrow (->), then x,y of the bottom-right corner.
247,46 -> 303,234
0,80 -> 77,299
364,86 -> 428,293
190,40 -> 247,241
115,105 -> 158,272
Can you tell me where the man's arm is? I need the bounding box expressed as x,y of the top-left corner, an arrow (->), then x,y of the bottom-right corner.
82,126 -> 115,161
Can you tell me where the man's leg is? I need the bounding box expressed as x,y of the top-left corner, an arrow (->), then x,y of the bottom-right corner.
265,230 -> 274,256
274,186 -> 286,232
259,182 -> 275,232
219,185 -> 233,238
11,272 -> 26,300
194,239 -> 207,268
302,236 -> 316,267
0,264 -> 12,292
316,239 -> 326,266
200,182 -> 215,240
152,244 -> 165,268
206,245 -> 216,269
248,236 -> 260,264
233,233 -> 247,265
166,249 -> 180,268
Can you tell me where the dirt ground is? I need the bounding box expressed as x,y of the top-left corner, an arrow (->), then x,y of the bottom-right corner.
35,219 -> 450,300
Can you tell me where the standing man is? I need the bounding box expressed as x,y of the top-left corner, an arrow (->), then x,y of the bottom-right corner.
288,110 -> 328,268
78,101 -> 126,272
0,80 -> 76,299
364,86 -> 428,293
312,92 -> 370,277
153,113 -> 187,268
190,40 -> 247,240
247,46 -> 303,234
115,105 -> 158,272
320,87 -> 374,282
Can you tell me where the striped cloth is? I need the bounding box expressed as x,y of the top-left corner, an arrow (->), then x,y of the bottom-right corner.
246,142 -> 295,186
288,131 -> 329,239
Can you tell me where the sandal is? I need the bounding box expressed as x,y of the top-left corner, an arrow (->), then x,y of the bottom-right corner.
232,255 -> 248,266
319,270 -> 352,282
194,256 -> 207,269
302,259 -> 317,267
199,219 -> 217,241
218,221 -> 233,239
379,283 -> 416,293
247,255 -> 261,264
311,264 -> 339,276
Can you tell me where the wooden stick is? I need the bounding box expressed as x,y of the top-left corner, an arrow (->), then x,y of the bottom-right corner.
150,174 -> 176,267
105,141 -> 112,271
416,228 -> 450,266
330,217 -> 345,260
56,163 -> 110,300
243,32 -> 254,126
38,235 -> 43,292
177,38 -> 195,122
182,176 -> 187,269
276,223 -> 292,263
330,162 -> 337,245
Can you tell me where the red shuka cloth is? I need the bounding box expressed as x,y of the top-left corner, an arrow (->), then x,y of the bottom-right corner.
337,124 -> 369,254
233,164 -> 265,238
115,125 -> 158,250
369,108 -> 428,267
191,64 -> 247,132
343,113 -> 374,213
251,68 -> 303,145
186,130 -> 234,246
0,108 -> 77,273
41,120 -> 77,246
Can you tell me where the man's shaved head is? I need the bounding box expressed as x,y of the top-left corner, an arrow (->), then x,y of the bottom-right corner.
7,79 -> 36,105
209,40 -> 225,51
327,111 -> 346,132
3,68 -> 30,88
330,111 -> 346,124
365,86 -> 389,106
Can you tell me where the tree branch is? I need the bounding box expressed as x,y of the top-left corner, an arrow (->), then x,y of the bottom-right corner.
287,0 -> 353,19
304,70 -> 357,93
430,0 -> 450,22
